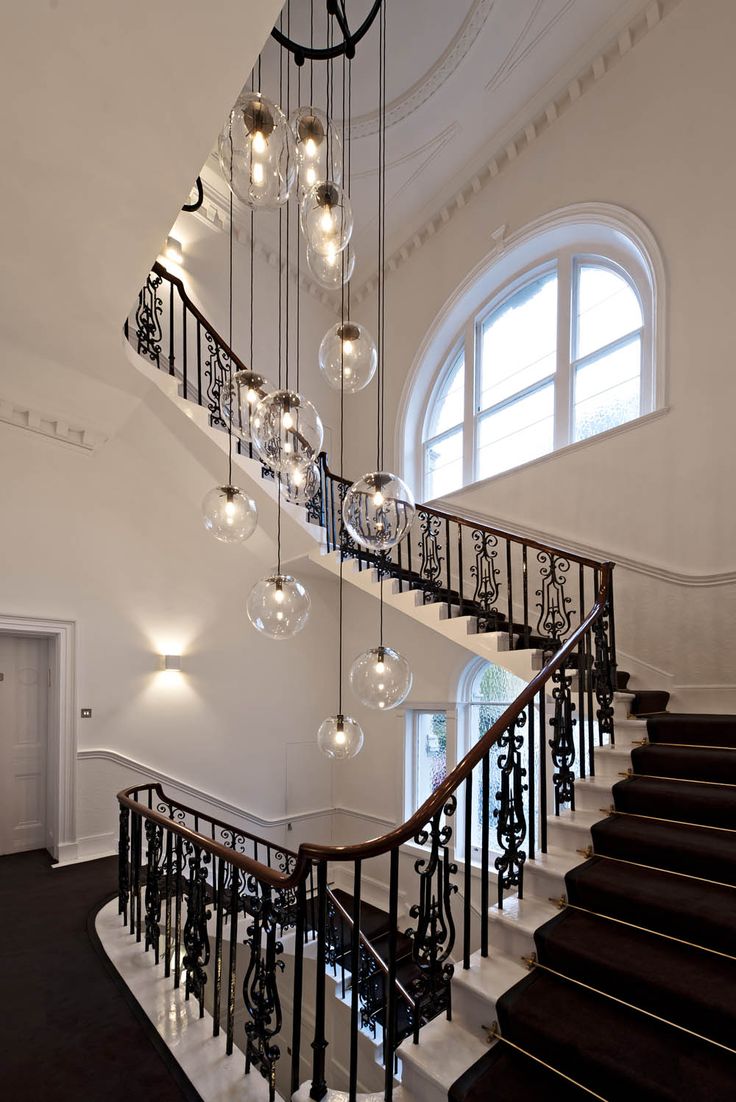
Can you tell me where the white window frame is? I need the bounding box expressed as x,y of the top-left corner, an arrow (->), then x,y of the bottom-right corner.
403,205 -> 664,501
403,707 -> 451,824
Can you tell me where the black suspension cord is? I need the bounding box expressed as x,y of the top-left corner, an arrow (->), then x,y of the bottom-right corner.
227,128 -> 235,488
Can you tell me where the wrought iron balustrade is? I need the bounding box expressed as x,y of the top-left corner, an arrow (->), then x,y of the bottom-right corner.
119,263 -> 619,1101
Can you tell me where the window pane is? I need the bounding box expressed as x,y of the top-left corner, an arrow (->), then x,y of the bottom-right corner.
574,336 -> 641,441
480,271 -> 557,410
415,713 -> 447,811
428,353 -> 464,437
473,663 -> 526,704
476,383 -> 554,479
576,263 -> 642,360
425,427 -> 463,498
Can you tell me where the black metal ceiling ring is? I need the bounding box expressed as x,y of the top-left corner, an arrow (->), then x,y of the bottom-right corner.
271,0 -> 383,64
181,176 -> 204,213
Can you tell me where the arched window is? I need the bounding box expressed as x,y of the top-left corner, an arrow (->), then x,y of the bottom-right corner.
407,207 -> 663,498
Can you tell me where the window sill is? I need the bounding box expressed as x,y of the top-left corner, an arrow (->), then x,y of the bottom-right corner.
428,406 -> 669,504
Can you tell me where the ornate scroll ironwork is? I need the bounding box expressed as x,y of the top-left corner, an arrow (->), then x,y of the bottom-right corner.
536,552 -> 574,644
118,806 -> 130,922
470,529 -> 501,629
406,797 -> 458,1036
549,663 -> 577,814
203,332 -> 230,428
417,510 -> 443,603
594,609 -> 615,743
182,845 -> 212,1014
134,272 -> 163,365
144,819 -> 165,961
242,880 -> 286,1102
494,712 -> 529,908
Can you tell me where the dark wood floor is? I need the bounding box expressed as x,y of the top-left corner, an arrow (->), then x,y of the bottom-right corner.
0,849 -> 196,1101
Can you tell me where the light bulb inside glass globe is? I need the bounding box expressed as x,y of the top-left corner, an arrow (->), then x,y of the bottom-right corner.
247,574 -> 311,639
301,181 -> 353,257
218,91 -> 295,210
306,245 -> 355,291
251,390 -> 323,474
202,485 -> 258,543
281,454 -> 320,507
317,714 -> 364,760
319,321 -> 377,393
291,107 -> 342,194
343,472 -> 416,551
350,646 -> 412,711
219,371 -> 273,444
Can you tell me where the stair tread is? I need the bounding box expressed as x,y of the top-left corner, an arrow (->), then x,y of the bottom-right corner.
449,1040 -> 593,1101
453,950 -> 529,1003
535,907 -> 736,1049
632,742 -> 736,783
489,894 -> 558,932
565,855 -> 736,955
399,1015 -> 488,1088
648,713 -> 736,748
497,969 -> 736,1100
592,813 -> 736,884
613,774 -> 736,828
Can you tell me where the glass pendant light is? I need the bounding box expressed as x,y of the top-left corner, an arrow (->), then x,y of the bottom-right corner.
291,106 -> 342,194
281,453 -> 320,506
319,322 -> 377,393
218,90 -> 295,210
300,181 -> 353,256
251,389 -> 323,474
306,244 -> 355,290
202,485 -> 258,543
219,370 -> 273,444
317,714 -> 364,760
350,645 -> 412,711
247,573 -> 311,639
343,472 -> 416,551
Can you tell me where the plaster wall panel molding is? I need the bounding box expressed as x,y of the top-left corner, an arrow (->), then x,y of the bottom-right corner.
0,396 -> 107,452
351,0 -> 683,306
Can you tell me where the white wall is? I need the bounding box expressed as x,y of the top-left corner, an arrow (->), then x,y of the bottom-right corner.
346,0 -> 736,702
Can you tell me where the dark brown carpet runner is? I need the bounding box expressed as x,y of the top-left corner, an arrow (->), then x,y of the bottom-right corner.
450,709 -> 736,1100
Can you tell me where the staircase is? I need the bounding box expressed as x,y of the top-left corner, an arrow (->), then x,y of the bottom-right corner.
107,264 -> 736,1100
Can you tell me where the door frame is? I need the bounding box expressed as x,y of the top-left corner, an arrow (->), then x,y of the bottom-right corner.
0,615 -> 77,860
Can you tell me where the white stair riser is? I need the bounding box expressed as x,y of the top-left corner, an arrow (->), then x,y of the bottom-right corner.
574,783 -> 618,812
452,983 -> 504,1038
522,861 -> 569,901
546,816 -> 597,853
487,914 -> 537,960
400,1056 -> 455,1102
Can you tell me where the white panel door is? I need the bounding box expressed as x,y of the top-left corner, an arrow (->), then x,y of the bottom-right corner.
0,635 -> 49,854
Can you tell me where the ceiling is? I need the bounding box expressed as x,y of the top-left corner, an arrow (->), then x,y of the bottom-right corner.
205,0 -> 653,289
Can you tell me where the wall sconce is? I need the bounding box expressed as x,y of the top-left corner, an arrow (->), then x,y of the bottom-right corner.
163,235 -> 183,264
161,654 -> 183,671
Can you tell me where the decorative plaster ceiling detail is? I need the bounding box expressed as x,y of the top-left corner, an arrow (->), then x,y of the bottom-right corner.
349,0 -> 496,138
352,0 -> 677,305
0,397 -> 107,451
486,0 -> 579,94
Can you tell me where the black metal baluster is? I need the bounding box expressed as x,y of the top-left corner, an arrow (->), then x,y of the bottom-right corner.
463,775 -> 472,969
226,865 -> 240,1055
528,701 -> 536,861
212,856 -> 225,1036
164,829 -> 173,978
135,813 -> 143,943
349,863 -> 362,1102
506,540 -> 514,649
182,298 -> 188,395
578,566 -> 587,776
539,688 -> 548,853
310,862 -> 328,1101
329,479 -> 336,552
457,524 -> 465,617
169,281 -> 175,375
445,518 -> 452,618
291,879 -> 307,1098
197,319 -> 203,405
174,834 -> 183,988
587,621 -> 596,770
481,753 -> 489,951
607,572 -> 617,747
118,805 -> 130,924
523,544 -> 530,647
309,864 -> 316,942
383,848 -> 399,1101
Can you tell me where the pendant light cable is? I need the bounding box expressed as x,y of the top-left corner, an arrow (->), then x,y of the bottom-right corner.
227,127 -> 235,488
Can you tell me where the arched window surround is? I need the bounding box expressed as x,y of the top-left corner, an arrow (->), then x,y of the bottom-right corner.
397,204 -> 666,500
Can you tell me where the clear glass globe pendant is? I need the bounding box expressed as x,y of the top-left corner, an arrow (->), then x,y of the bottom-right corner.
281,454 -> 320,506
306,245 -> 355,290
247,573 -> 311,639
218,91 -> 295,210
219,370 -> 273,444
343,472 -> 416,551
317,714 -> 364,760
350,645 -> 412,711
202,485 -> 258,543
251,390 -> 323,474
301,181 -> 353,257
319,322 -> 377,393
291,106 -> 342,194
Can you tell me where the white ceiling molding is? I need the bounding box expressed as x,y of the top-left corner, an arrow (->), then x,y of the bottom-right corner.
351,0 -> 677,306
0,397 -> 107,452
486,0 -> 578,96
348,0 -> 497,139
